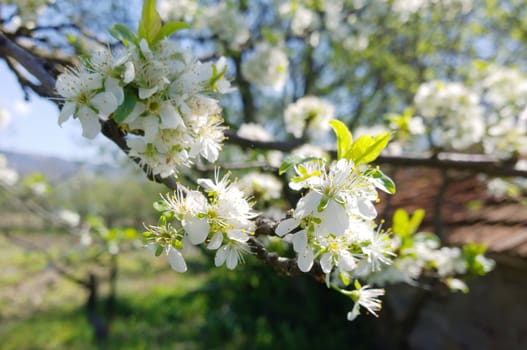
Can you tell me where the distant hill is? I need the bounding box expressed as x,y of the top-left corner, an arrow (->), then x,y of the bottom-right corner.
1,150 -> 121,182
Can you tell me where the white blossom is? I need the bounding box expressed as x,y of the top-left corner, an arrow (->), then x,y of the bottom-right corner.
276,158 -> 394,275
241,42 -> 289,91
284,96 -> 336,138
239,172 -> 283,201
56,38 -> 231,177
198,3 -> 250,51
414,80 -> 485,150
237,123 -> 275,142
347,284 -> 385,321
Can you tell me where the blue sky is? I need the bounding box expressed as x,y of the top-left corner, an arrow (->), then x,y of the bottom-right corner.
0,61 -> 110,162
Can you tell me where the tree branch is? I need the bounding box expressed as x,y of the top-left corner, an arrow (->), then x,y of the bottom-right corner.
0,30 -> 58,98
225,132 -> 527,178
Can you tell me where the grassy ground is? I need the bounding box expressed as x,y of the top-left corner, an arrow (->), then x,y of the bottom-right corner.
0,231 -> 369,350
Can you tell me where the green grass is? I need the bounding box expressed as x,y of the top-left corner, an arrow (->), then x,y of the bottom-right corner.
0,231 -> 373,350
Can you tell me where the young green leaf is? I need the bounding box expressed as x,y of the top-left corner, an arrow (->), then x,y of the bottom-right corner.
138,0 -> 162,44
113,88 -> 137,123
392,208 -> 409,237
108,23 -> 138,46
407,209 -> 425,236
345,132 -> 391,165
329,119 -> 353,159
369,168 -> 396,194
153,21 -> 189,44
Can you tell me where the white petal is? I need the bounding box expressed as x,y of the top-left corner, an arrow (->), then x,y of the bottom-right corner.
347,303 -> 360,321
291,229 -> 307,252
105,77 -> 124,105
338,250 -> 356,271
126,137 -> 146,152
183,215 -> 210,245
201,142 -> 220,162
226,248 -> 239,270
160,103 -> 184,129
216,56 -> 227,70
139,86 -> 158,99
80,73 -> 104,91
91,92 -> 118,116
357,197 -> 377,220
123,61 -> 135,84
197,178 -> 215,191
227,228 -> 250,242
78,106 -> 100,139
318,200 -> 349,236
294,191 -> 321,218
186,190 -> 209,212
207,231 -> 223,250
297,248 -> 314,272
320,252 -> 333,274
58,102 -> 75,125
142,116 -> 159,142
167,246 -> 187,272
215,246 -> 227,267
275,217 -> 300,236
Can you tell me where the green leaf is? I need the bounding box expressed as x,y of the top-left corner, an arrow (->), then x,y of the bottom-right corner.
345,132 -> 391,165
113,88 -> 137,123
369,168 -> 396,194
138,0 -> 162,44
278,156 -> 318,175
153,21 -> 189,44
407,209 -> 425,236
392,208 -> 409,237
108,23 -> 138,46
155,245 -> 164,257
392,208 -> 425,237
329,119 -> 353,159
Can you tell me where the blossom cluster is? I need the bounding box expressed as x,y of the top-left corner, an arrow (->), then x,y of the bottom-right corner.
239,172 -> 283,201
275,157 -> 394,318
277,2 -> 319,36
473,64 -> 527,157
356,209 -> 495,293
413,80 -> 485,151
241,42 -> 289,91
56,37 -> 231,178
157,0 -> 198,23
388,0 -> 474,21
284,96 -> 336,139
198,2 -> 250,51
276,159 -> 395,276
145,171 -> 256,272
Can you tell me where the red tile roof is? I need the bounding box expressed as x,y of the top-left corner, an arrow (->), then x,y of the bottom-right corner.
378,167 -> 527,258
